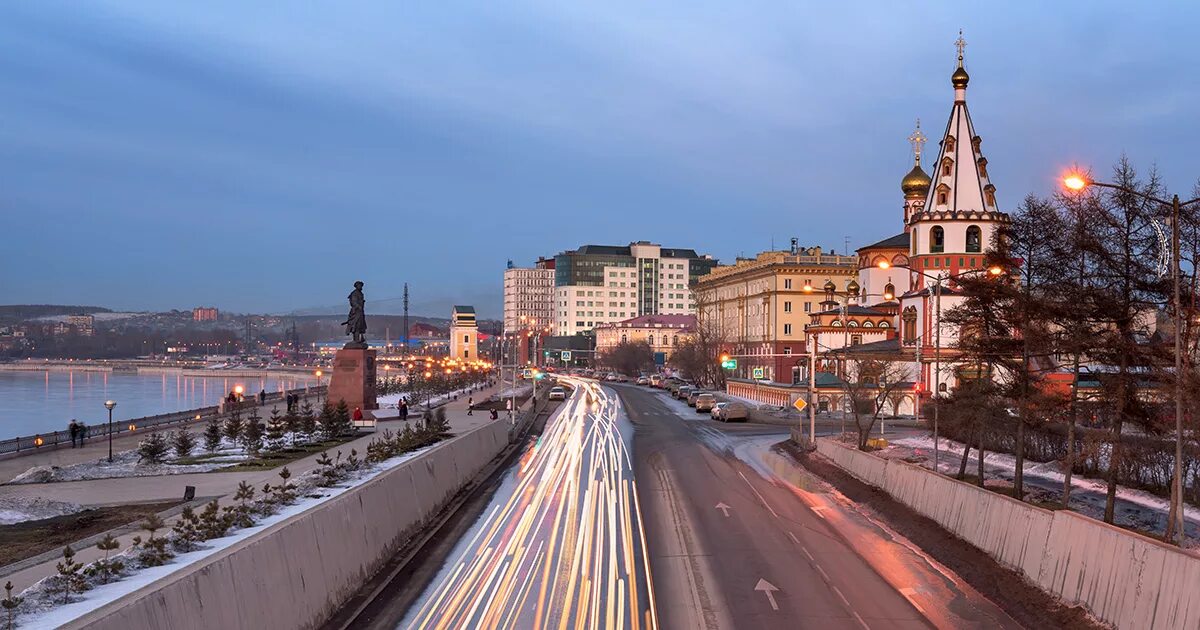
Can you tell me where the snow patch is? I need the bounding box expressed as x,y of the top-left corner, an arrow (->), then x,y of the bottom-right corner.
0,497 -> 84,525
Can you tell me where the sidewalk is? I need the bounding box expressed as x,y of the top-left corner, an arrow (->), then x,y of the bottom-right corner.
0,381 -> 509,594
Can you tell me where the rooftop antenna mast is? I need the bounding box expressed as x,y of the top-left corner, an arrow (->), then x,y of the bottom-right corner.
402,283 -> 410,352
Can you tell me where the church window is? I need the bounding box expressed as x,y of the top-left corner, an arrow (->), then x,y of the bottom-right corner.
966,225 -> 982,252
985,185 -> 997,207
902,307 -> 917,344
862,321 -> 874,328
938,192 -> 947,205
879,320 -> 890,328
930,226 -> 945,253
847,320 -> 859,328
945,136 -> 956,152
884,283 -> 896,299
977,157 -> 989,179
941,156 -> 954,177
851,334 -> 863,346
832,320 -> 843,327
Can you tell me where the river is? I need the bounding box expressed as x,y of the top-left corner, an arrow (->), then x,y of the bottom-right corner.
0,369 -> 318,438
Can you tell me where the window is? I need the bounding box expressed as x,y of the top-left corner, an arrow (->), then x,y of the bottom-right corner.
884,283 -> 895,299
784,323 -> 792,335
930,226 -> 945,253
902,307 -> 917,344
804,302 -> 812,313
673,335 -> 679,346
621,334 -> 627,343
966,225 -> 982,252
784,301 -> 792,313
463,334 -> 469,343
941,156 -> 954,176
783,347 -> 792,356
862,321 -> 874,328
847,320 -> 859,328
879,320 -> 890,328
784,278 -> 792,289
832,320 -> 843,327
647,335 -> 654,346
851,334 -> 863,346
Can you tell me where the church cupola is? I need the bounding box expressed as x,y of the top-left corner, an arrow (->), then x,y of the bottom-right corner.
901,120 -> 931,224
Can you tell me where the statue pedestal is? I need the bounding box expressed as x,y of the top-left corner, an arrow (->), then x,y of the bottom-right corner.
326,347 -> 378,412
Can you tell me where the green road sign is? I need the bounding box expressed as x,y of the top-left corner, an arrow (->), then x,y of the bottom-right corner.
721,359 -> 737,370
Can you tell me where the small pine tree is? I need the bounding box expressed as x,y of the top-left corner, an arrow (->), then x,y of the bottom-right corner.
93,533 -> 122,584
200,499 -> 232,538
137,514 -> 172,567
223,408 -> 245,444
228,482 -> 255,528
241,412 -> 264,456
171,428 -> 197,459
137,432 -> 170,464
171,506 -> 202,552
299,400 -> 317,444
318,404 -> 338,442
283,410 -> 301,448
264,407 -> 287,453
345,448 -> 361,472
275,467 -> 296,504
333,400 -> 353,438
2,581 -> 22,630
203,416 -> 223,453
52,545 -> 87,604
315,451 -> 339,487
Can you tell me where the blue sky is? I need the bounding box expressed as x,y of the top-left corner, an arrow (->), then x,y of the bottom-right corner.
2,1 -> 1199,317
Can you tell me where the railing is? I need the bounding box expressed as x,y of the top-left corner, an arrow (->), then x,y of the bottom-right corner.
0,386 -> 327,457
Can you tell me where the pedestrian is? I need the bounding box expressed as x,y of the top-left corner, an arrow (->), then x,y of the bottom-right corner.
78,421 -> 87,445
352,407 -> 363,425
467,396 -> 473,416
259,389 -> 267,405
490,408 -> 498,421
399,401 -> 409,422
68,419 -> 79,448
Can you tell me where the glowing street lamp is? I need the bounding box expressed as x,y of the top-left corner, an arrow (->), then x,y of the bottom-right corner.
104,400 -> 117,463
1063,174 -> 1088,191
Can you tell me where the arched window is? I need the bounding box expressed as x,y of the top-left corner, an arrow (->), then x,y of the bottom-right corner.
966,225 -> 982,253
647,334 -> 654,346
621,334 -> 627,343
945,135 -> 956,153
832,320 -> 843,327
879,320 -> 890,328
902,307 -> 917,344
847,320 -> 859,328
862,321 -> 874,328
930,226 -> 945,253
941,156 -> 954,177
672,335 -> 679,346
883,283 -> 896,299
935,184 -> 950,207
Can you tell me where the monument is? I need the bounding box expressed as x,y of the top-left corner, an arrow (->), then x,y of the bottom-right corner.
326,281 -> 378,414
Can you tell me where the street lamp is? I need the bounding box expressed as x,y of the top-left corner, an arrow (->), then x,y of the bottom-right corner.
1063,172 -> 1200,544
876,261 -> 1004,470
104,400 -> 116,463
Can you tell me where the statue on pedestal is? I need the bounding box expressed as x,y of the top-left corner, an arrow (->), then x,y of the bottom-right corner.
342,281 -> 368,348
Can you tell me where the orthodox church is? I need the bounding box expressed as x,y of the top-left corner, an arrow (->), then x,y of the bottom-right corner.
811,32 -> 1011,413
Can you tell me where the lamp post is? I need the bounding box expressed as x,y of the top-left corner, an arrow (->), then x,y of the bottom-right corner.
1065,173 -> 1200,544
104,400 -> 116,463
877,260 -> 1003,470
314,370 -> 323,406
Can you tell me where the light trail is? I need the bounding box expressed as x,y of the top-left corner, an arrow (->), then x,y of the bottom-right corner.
401,379 -> 658,630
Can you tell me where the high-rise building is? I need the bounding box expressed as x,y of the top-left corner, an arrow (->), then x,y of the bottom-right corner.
449,305 -> 479,360
553,241 -> 717,336
65,314 -> 95,336
503,257 -> 555,334
193,307 -> 219,322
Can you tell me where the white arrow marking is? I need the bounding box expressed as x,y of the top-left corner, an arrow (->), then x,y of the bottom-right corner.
755,579 -> 780,611
715,502 -> 731,517
810,506 -> 828,519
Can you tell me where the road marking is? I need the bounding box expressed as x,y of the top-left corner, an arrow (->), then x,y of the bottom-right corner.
754,579 -> 780,611
786,531 -> 800,545
738,470 -> 779,519
899,588 -> 927,615
801,546 -> 815,563
810,506 -> 827,519
854,611 -> 870,629
815,564 -> 831,583
832,585 -> 851,607
715,502 -> 732,517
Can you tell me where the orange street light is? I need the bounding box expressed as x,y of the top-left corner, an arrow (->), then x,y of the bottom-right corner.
1063,174 -> 1089,191
234,385 -> 245,395
883,290 -> 895,301
314,369 -> 323,378
988,265 -> 1004,276
802,284 -> 814,293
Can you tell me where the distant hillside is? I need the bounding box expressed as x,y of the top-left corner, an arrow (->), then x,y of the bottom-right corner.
0,305 -> 112,322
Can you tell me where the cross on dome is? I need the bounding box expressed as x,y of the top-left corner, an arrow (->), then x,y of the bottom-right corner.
907,119 -> 927,165
955,29 -> 967,65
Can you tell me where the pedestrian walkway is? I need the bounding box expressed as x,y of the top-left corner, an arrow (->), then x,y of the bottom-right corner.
0,381 -> 511,594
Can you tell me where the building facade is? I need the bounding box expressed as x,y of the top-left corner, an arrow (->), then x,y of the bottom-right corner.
193,307 -> 219,322
449,305 -> 478,360
554,241 -> 717,336
693,246 -> 857,384
594,314 -> 696,362
503,258 -> 556,334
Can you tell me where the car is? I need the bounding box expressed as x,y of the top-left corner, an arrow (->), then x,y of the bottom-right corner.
636,376 -> 649,385
649,375 -> 662,388
710,402 -> 727,419
686,389 -> 706,406
548,386 -> 566,401
718,402 -> 749,422
676,385 -> 694,400
695,393 -> 717,412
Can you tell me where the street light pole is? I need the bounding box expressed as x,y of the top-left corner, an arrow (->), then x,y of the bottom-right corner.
104,400 -> 116,463
933,277 -> 942,471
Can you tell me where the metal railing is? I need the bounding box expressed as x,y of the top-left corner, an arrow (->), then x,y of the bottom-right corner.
0,386 -> 327,457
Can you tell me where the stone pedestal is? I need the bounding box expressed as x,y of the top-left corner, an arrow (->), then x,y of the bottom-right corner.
326,347 -> 378,412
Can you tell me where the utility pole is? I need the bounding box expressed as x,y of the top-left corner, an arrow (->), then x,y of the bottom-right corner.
402,283 -> 410,353
1172,194 -> 1185,544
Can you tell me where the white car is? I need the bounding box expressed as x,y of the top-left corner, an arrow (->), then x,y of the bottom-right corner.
548,386 -> 566,401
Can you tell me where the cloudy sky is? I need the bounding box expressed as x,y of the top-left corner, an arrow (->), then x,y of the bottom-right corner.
1,1 -> 1198,317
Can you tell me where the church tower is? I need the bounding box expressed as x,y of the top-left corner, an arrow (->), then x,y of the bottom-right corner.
906,31 -> 1010,289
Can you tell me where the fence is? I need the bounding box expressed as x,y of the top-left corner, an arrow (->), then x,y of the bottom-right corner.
816,438 -> 1200,630
0,387 -> 326,458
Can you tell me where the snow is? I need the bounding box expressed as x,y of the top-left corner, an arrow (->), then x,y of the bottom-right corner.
377,384 -> 482,409
8,443 -> 252,484
0,496 -> 83,525
17,443 -> 437,630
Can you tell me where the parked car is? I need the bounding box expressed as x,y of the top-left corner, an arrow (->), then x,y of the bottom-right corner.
676,386 -> 694,400
710,402 -> 727,419
548,386 -> 566,401
667,381 -> 685,395
717,402 -> 749,422
649,375 -> 662,388
686,389 -> 706,406
636,376 -> 649,385
695,393 -> 717,412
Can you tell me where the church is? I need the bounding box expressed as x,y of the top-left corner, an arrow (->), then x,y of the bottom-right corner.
806,33 -> 1011,415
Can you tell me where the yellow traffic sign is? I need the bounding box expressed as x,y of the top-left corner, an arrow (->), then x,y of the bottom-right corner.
792,397 -> 808,412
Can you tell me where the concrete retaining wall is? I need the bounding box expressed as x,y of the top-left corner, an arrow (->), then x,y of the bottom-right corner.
815,438 -> 1200,630
68,421 -> 511,630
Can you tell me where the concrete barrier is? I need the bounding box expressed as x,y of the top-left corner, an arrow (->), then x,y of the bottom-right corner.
815,438 -> 1200,630
66,420 -> 511,630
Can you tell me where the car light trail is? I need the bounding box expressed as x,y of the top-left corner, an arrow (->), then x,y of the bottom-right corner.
402,378 -> 658,630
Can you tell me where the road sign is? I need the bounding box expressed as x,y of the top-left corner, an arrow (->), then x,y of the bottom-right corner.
561,350 -> 572,361
752,367 -> 765,379
792,397 -> 808,412
721,359 -> 737,370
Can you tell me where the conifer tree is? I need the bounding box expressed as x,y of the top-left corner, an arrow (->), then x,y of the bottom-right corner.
137,514 -> 172,566
203,416 -> 224,453
137,432 -> 170,464
171,428 -> 197,459
318,404 -> 338,442
333,400 -> 353,438
264,407 -> 287,453
241,411 -> 264,456
92,534 -> 122,584
52,545 -> 87,604
223,408 -> 245,445
300,400 -> 317,444
2,581 -> 21,630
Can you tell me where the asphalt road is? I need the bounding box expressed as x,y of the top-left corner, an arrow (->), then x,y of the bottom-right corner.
619,383 -> 1019,630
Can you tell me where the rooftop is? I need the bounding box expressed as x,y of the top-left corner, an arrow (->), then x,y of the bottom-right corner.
595,314 -> 696,330
858,232 -> 909,251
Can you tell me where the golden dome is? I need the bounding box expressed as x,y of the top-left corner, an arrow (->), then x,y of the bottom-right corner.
901,164 -> 932,195
951,65 -> 970,89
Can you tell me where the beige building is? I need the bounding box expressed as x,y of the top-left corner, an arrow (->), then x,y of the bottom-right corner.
594,314 -> 696,361
503,259 -> 555,334
449,305 -> 478,360
693,246 -> 857,383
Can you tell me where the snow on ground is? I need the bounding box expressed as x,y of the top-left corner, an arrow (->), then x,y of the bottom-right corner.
377,384 -> 484,409
0,496 -> 84,525
8,442 -> 254,484
884,433 -> 1200,540
19,443 -> 437,630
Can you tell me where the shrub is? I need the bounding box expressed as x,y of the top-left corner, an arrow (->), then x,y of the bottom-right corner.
171,428 -> 197,459
137,432 -> 170,464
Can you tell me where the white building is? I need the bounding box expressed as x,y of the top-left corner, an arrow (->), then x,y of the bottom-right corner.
449,305 -> 478,361
503,259 -> 555,334
553,242 -> 716,336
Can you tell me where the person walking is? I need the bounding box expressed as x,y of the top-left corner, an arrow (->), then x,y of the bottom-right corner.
399,400 -> 409,422
467,396 -> 474,416
68,419 -> 79,448
259,389 -> 267,406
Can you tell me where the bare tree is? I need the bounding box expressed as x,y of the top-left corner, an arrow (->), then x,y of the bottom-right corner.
597,340 -> 655,377
840,359 -> 912,450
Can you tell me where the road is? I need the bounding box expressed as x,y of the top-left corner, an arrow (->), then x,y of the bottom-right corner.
620,383 -> 1019,630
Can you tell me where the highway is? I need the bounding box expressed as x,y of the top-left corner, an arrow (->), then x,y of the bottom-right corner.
397,378 -> 658,629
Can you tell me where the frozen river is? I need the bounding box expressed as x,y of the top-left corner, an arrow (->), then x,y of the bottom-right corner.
0,369 -> 317,437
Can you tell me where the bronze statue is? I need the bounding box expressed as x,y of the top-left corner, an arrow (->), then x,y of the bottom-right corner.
343,281 -> 367,348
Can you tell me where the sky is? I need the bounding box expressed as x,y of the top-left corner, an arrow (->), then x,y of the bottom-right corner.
2,1 -> 1199,318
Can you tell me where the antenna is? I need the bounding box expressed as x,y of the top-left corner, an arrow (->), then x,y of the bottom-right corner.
844,236 -> 851,255
402,283 -> 410,352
